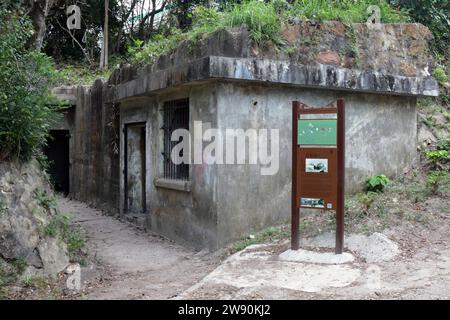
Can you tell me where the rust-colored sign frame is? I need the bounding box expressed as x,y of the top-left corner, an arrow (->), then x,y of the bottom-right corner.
291,99 -> 345,254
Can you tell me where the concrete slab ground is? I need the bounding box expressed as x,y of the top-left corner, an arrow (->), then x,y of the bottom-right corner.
178,233 -> 416,299
179,244 -> 362,294
279,249 -> 355,264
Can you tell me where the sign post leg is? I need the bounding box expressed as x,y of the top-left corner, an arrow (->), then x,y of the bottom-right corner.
292,102 -> 300,250
292,209 -> 299,250
335,99 -> 345,254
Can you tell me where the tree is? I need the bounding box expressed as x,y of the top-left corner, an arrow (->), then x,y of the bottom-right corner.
0,9 -> 59,161
100,0 -> 109,69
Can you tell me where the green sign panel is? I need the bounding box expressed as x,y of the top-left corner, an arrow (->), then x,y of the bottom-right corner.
298,119 -> 337,145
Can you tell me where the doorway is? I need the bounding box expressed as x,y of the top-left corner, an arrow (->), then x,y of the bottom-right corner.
124,123 -> 147,214
44,130 -> 70,195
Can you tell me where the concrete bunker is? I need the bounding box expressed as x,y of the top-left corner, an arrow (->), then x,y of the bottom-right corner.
51,22 -> 439,250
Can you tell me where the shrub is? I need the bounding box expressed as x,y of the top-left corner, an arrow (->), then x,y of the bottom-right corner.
389,0 -> 449,60
0,10 -> 60,162
44,214 -> 71,238
427,171 -> 450,195
425,150 -> 449,162
365,174 -> 390,192
43,213 -> 86,263
33,189 -> 58,211
438,136 -> 450,151
432,67 -> 449,84
357,191 -> 377,213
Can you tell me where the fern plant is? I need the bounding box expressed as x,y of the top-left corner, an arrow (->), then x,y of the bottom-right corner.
365,174 -> 390,193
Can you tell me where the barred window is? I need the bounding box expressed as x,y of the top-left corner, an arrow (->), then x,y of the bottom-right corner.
162,99 -> 189,180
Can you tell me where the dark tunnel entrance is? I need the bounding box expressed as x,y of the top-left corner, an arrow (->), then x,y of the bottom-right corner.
44,130 -> 70,195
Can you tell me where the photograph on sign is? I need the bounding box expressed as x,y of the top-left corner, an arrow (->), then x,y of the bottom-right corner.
298,119 -> 337,145
305,158 -> 328,173
300,198 -> 325,208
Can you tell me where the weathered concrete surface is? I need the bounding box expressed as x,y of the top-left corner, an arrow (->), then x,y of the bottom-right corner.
179,227 -> 450,299
303,231 -> 400,263
55,81 -> 120,212
114,23 -> 439,100
279,249 -> 355,264
215,82 -> 417,246
119,85 -> 219,250
115,56 -> 439,101
180,243 -> 362,295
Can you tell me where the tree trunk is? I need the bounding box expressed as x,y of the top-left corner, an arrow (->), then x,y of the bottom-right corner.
100,0 -> 109,69
26,0 -> 48,51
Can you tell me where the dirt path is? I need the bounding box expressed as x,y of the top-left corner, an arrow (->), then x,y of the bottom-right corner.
58,198 -> 219,300
58,195 -> 450,300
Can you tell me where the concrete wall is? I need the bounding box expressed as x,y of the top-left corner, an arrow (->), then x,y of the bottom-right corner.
215,82 -> 417,246
67,81 -> 120,211
119,84 -> 219,250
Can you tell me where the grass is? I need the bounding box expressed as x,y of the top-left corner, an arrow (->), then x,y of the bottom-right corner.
227,164 -> 448,253
33,189 -> 58,211
223,1 -> 284,48
44,213 -> 71,237
56,62 -> 115,86
43,213 -> 87,265
288,0 -> 408,24
230,225 -> 290,253
0,256 -> 29,299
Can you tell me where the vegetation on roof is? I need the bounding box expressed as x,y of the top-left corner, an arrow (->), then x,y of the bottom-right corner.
129,0 -> 409,66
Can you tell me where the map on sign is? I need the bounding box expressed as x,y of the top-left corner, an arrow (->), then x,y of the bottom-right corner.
298,119 -> 337,146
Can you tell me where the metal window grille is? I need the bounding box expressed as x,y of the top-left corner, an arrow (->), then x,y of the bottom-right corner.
162,99 -> 189,180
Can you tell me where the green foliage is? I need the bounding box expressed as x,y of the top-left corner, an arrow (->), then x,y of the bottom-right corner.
426,171 -> 450,195
288,0 -> 408,23
0,10 -> 60,161
56,62 -> 115,86
357,191 -> 378,212
35,153 -> 52,173
129,28 -> 186,65
438,136 -> 450,152
130,0 -> 408,65
44,213 -> 71,238
389,0 -> 449,60
432,67 -> 449,84
43,212 -> 86,263
131,1 -> 284,64
425,150 -> 449,163
11,257 -> 27,275
365,174 -> 391,192
223,1 -> 284,48
0,256 -> 28,298
21,276 -> 48,289
405,181 -> 430,203
231,226 -> 289,252
33,189 -> 58,211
